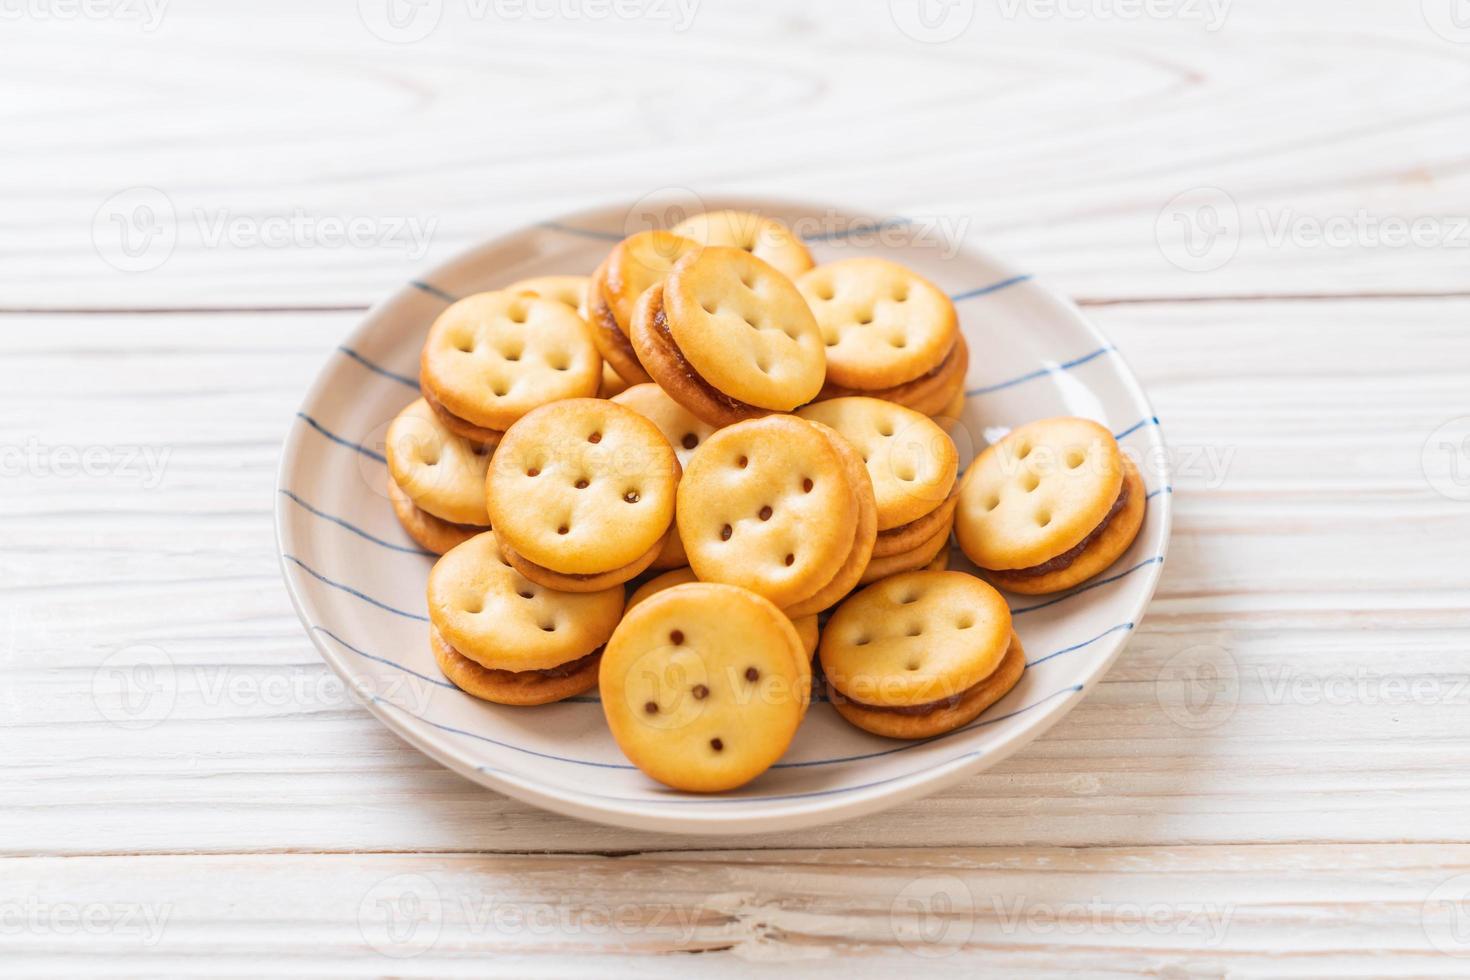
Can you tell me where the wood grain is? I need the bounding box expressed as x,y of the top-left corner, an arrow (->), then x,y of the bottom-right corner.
3,0 -> 1470,970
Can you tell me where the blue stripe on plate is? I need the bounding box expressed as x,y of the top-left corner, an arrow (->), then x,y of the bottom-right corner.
338,346 -> 418,388
1011,556 -> 1164,616
965,344 -> 1112,397
801,217 -> 912,242
314,626 -> 455,689
1026,622 -> 1134,668
295,412 -> 386,463
284,554 -> 429,622
950,274 -> 1033,303
1114,416 -> 1161,441
410,280 -> 459,303
535,221 -> 624,242
1145,485 -> 1174,501
279,489 -> 434,557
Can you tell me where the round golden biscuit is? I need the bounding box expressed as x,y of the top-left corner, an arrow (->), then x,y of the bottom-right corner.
600,582 -> 809,792
986,456 -> 1146,595
431,626 -> 601,706
780,420 -> 877,619
626,567 -> 818,671
955,417 -> 1125,571
671,209 -> 814,281
798,397 -> 957,531
798,258 -> 957,390
502,529 -> 669,593
820,570 -> 1012,709
587,258 -> 653,385
422,385 -> 505,445
387,475 -> 483,555
427,531 -> 624,672
505,274 -> 589,320
612,383 -> 720,572
858,515 -> 953,586
420,291 -> 600,433
677,416 -> 858,610
600,230 -> 702,332
829,631 -> 1025,739
817,334 -> 969,416
871,490 -> 958,558
662,247 -> 826,412
630,284 -> 763,428
487,399 -> 679,576
386,398 -> 493,526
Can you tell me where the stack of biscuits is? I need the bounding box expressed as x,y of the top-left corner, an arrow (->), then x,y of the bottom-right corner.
379,209 -> 1147,794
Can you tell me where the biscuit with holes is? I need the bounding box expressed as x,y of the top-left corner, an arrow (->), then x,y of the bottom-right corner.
671,209 -> 814,282
820,571 -> 1019,738
420,291 -> 601,438
955,417 -> 1144,594
779,420 -> 877,618
611,383 -> 719,570
797,397 -> 957,546
426,531 -> 624,704
816,334 -> 969,417
587,257 -> 653,386
388,476 -> 482,555
487,399 -> 679,590
632,247 -> 826,427
386,398 -> 493,527
600,582 -> 809,792
627,567 -> 819,666
598,230 -> 703,335
677,415 -> 858,610
505,274 -> 589,320
798,258 -> 957,390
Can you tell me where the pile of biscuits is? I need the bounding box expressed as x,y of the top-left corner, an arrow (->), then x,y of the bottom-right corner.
383,209 -> 1146,793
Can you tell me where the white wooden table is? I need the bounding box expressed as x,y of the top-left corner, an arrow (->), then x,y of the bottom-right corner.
5,1 -> 1470,973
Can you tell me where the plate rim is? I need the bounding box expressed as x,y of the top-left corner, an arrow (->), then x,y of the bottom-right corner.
273,194 -> 1173,835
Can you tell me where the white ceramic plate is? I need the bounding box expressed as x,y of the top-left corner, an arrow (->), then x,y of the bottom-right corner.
275,196 -> 1171,834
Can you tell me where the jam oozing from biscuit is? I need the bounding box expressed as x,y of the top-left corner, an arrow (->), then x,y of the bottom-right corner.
1006,478 -> 1130,577
830,681 -> 972,717
645,287 -> 763,417
445,640 -> 603,680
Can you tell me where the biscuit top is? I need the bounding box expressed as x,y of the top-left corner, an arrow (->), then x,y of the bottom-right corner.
426,531 -> 625,671
487,399 -> 679,574
955,417 -> 1125,569
671,209 -> 815,281
662,247 -> 826,411
820,571 -> 1012,707
676,416 -> 857,609
420,291 -> 600,432
611,383 -> 719,470
798,397 -> 958,530
504,274 -> 590,319
599,582 -> 808,792
798,258 -> 957,389
385,398 -> 493,526
601,230 -> 702,330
